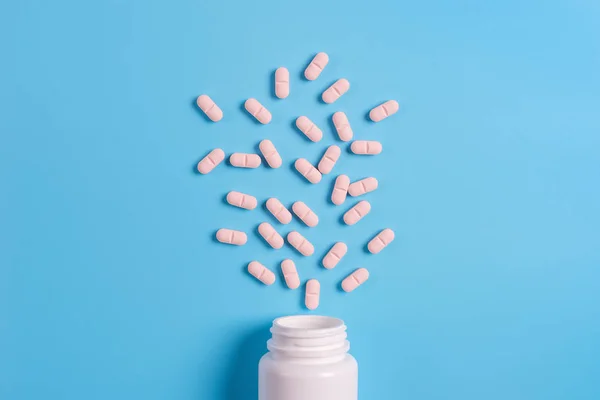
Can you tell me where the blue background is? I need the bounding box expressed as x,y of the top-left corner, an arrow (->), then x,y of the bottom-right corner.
1,0 -> 599,399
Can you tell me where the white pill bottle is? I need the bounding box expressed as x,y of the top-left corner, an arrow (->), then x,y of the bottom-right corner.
259,315 -> 358,400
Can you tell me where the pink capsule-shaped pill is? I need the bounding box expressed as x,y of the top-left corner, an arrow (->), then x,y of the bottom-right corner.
322,79 -> 350,104
259,139 -> 282,168
350,141 -> 382,155
196,94 -> 223,122
275,67 -> 289,99
348,177 -> 378,197
332,112 -> 353,142
258,222 -> 284,249
281,259 -> 300,289
294,158 -> 322,184
369,100 -> 399,122
341,268 -> 370,292
216,229 -> 247,246
343,201 -> 371,225
229,153 -> 262,168
304,52 -> 329,81
305,279 -> 320,310
265,198 -> 292,224
244,98 -> 272,124
331,174 -> 350,205
322,242 -> 348,269
317,145 -> 341,174
226,191 -> 257,210
197,148 -> 225,174
292,201 -> 319,227
287,231 -> 314,256
248,261 -> 276,285
368,228 -> 395,254
295,116 -> 323,142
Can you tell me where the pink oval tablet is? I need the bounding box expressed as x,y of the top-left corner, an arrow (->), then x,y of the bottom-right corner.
332,112 -> 353,141
197,148 -> 225,174
369,100 -> 399,122
226,191 -> 257,210
244,98 -> 272,124
216,229 -> 247,246
248,261 -> 276,285
229,153 -> 262,168
348,177 -> 378,197
343,201 -> 371,225
265,198 -> 292,224
331,174 -> 350,205
196,94 -> 223,122
322,79 -> 350,104
287,231 -> 314,256
304,52 -> 329,81
350,141 -> 382,155
367,228 -> 395,254
259,140 -> 282,168
341,268 -> 370,292
294,158 -> 322,184
317,145 -> 341,174
295,116 -> 323,142
305,279 -> 320,310
322,242 -> 348,269
258,222 -> 284,249
291,201 -> 319,227
281,259 -> 300,289
275,67 -> 289,99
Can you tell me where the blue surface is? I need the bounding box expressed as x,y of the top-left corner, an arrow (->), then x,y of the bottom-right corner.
2,0 -> 600,399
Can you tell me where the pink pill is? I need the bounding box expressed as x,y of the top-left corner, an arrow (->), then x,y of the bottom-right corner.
216,229 -> 247,246
226,191 -> 257,210
292,201 -> 319,227
275,67 -> 289,99
369,100 -> 399,122
343,201 -> 371,225
317,145 -> 341,174
258,222 -> 284,249
244,98 -> 272,124
259,139 -> 282,168
305,279 -> 320,310
322,79 -> 350,104
287,231 -> 314,256
265,198 -> 292,224
351,141 -> 382,155
341,268 -> 370,292
331,174 -> 350,205
229,153 -> 262,168
368,228 -> 395,254
348,177 -> 378,197
295,116 -> 323,142
332,112 -> 353,142
248,261 -> 276,285
322,242 -> 348,269
295,158 -> 322,184
196,94 -> 223,122
197,148 -> 225,174
281,259 -> 300,289
304,52 -> 329,81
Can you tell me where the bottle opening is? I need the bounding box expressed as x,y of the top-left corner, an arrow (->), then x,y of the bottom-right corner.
274,315 -> 344,333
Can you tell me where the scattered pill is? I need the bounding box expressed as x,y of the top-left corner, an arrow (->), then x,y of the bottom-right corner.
229,153 -> 262,168
304,52 -> 329,81
317,145 -> 341,174
295,116 -> 323,142
305,279 -> 320,310
322,79 -> 350,104
244,98 -> 272,124
369,100 -> 399,122
332,112 -> 353,141
331,174 -> 350,205
196,95 -> 223,122
341,268 -> 370,292
248,261 -> 276,285
226,191 -> 257,210
258,222 -> 284,249
197,148 -> 225,174
295,158 -> 322,184
281,259 -> 300,289
287,231 -> 314,256
259,140 -> 282,168
292,201 -> 319,227
216,229 -> 247,246
348,177 -> 378,197
343,201 -> 371,225
265,198 -> 293,224
351,141 -> 382,155
275,67 -> 289,99
322,242 -> 348,269
368,228 -> 395,254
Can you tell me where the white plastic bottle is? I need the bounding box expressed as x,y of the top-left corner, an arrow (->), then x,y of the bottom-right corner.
259,315 -> 358,400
